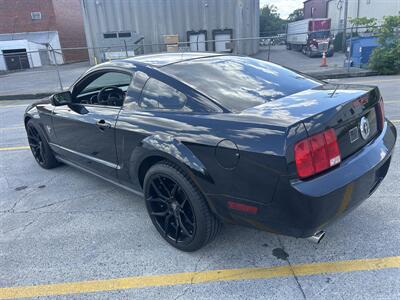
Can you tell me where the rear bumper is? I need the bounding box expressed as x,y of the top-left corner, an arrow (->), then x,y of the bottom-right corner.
210,120 -> 397,238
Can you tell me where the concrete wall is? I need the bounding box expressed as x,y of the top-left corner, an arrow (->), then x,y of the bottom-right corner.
0,31 -> 64,71
328,0 -> 400,32
81,0 -> 260,64
0,40 -> 42,71
304,0 -> 329,19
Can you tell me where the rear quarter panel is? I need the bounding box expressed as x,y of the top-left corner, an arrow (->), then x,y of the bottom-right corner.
115,110 -> 290,213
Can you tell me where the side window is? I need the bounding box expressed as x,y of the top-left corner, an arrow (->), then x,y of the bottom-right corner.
140,78 -> 187,110
81,72 -> 132,94
74,71 -> 132,107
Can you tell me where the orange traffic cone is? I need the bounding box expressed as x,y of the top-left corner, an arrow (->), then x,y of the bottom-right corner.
320,51 -> 328,67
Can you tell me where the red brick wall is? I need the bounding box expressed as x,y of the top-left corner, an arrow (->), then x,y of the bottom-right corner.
52,0 -> 88,62
0,0 -> 56,33
0,0 -> 88,62
303,0 -> 329,19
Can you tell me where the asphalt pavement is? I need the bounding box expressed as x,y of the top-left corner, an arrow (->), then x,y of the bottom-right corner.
0,75 -> 399,299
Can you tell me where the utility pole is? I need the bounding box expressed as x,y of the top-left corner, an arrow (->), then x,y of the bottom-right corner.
342,0 -> 349,51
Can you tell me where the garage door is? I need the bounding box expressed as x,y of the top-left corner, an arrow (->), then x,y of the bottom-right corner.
3,49 -> 30,70
213,29 -> 233,53
188,32 -> 206,52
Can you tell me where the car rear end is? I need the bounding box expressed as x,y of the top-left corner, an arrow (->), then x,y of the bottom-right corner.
268,85 -> 397,238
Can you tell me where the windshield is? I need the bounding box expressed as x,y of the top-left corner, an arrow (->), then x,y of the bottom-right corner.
162,56 -> 321,112
310,31 -> 330,39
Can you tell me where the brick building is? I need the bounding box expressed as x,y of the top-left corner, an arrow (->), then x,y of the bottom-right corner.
303,0 -> 329,19
0,0 -> 87,70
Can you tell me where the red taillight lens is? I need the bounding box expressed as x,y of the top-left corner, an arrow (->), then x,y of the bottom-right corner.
323,128 -> 341,167
294,128 -> 341,179
377,97 -> 385,130
294,138 -> 314,178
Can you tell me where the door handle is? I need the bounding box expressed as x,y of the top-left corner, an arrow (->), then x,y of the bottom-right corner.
96,119 -> 112,130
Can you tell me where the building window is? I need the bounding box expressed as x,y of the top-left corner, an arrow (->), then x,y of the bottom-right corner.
311,7 -> 316,17
103,33 -> 117,39
118,32 -> 131,38
31,12 -> 42,20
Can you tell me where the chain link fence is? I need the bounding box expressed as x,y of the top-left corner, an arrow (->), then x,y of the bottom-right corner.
0,26 -> 382,97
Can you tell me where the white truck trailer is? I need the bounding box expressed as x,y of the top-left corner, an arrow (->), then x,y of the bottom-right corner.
286,18 -> 334,57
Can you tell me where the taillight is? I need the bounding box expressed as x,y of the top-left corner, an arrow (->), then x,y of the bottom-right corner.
294,128 -> 341,179
376,96 -> 385,131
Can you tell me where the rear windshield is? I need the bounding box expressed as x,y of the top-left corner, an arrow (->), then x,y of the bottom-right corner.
162,56 -> 321,112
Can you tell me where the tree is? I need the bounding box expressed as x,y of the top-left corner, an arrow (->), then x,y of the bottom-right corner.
259,4 -> 286,37
287,8 -> 304,22
349,17 -> 377,33
369,16 -> 400,74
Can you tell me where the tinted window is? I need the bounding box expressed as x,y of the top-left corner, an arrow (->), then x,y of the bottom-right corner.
82,72 -> 132,93
118,32 -> 131,38
103,33 -> 117,39
162,56 -> 322,112
140,78 -> 187,110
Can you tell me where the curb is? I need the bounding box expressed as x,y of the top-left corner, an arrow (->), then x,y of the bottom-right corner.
310,70 -> 379,80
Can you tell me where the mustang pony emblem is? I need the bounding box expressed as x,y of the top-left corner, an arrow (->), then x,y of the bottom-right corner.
359,116 -> 370,140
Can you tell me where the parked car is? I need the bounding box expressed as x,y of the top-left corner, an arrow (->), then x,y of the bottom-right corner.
24,53 -> 396,251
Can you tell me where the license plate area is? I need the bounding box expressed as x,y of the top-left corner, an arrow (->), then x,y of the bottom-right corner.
336,109 -> 379,160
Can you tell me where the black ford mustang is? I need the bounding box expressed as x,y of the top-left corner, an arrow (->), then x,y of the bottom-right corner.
24,53 -> 397,251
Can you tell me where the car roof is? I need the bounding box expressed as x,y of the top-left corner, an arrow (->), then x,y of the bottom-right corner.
116,52 -> 225,68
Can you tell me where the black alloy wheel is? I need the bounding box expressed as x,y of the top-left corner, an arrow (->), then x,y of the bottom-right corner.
146,174 -> 195,244
27,123 -> 45,165
144,162 -> 221,251
26,120 -> 59,169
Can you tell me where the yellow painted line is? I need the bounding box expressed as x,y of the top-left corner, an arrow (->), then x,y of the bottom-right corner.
0,146 -> 30,151
0,256 -> 400,299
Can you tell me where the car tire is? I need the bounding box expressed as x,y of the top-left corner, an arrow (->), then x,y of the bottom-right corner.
144,161 -> 221,252
26,120 -> 60,169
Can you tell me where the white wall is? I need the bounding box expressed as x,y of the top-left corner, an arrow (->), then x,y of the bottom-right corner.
47,33 -> 64,65
0,31 -> 64,70
0,40 -> 44,71
328,0 -> 400,32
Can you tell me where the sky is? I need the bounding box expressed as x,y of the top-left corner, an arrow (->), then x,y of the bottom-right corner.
259,0 -> 304,19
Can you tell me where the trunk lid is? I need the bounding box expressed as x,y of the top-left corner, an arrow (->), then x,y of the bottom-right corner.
241,84 -> 382,160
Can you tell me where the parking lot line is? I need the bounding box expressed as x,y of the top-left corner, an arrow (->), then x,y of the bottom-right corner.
0,255 -> 399,299
0,126 -> 25,131
0,104 -> 28,109
0,146 -> 30,151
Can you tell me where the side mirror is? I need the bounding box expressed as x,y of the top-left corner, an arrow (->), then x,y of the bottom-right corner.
51,91 -> 73,106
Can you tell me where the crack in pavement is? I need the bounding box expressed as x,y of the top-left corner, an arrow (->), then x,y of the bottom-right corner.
0,187 -> 37,213
2,217 -> 37,235
277,236 -> 307,300
0,187 -> 121,214
173,251 -> 206,300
